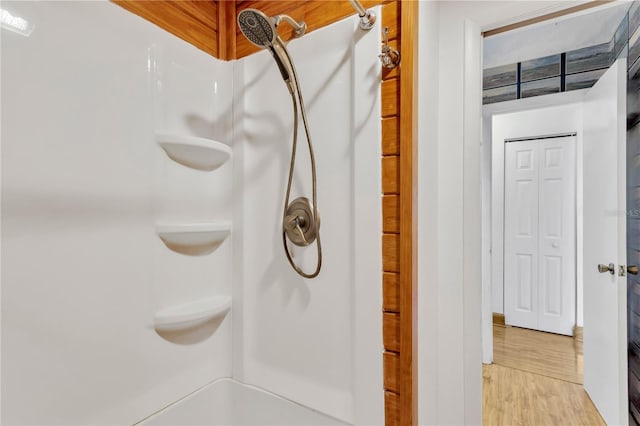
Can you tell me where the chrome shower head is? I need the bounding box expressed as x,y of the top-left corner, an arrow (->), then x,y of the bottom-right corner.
237,8 -> 276,48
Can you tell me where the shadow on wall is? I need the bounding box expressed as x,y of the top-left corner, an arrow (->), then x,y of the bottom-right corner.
183,60 -> 272,144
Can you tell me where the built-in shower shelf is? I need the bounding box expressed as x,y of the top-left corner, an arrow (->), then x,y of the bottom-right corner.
157,222 -> 231,255
156,133 -> 231,171
154,296 -> 231,332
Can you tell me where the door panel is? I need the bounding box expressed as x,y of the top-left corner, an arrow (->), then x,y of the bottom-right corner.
538,138 -> 576,335
540,179 -> 562,238
542,255 -> 562,315
583,59 -> 628,426
516,253 -> 534,311
505,144 -> 539,328
516,179 -> 535,237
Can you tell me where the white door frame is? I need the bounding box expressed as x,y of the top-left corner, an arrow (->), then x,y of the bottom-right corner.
494,115 -> 583,338
417,1 -> 596,424
483,96 -> 587,363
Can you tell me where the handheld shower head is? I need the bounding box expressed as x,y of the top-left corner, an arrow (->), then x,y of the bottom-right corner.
237,8 -> 276,48
237,8 -> 297,93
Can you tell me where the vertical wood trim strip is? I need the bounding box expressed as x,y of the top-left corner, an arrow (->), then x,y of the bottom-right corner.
381,1 -> 400,41
383,234 -> 400,272
218,0 -> 228,60
383,312 -> 401,352
384,351 -> 401,393
217,1 -> 226,60
383,272 -> 400,312
382,156 -> 400,194
382,194 -> 400,233
382,117 -> 400,156
399,1 -> 418,425
385,391 -> 400,426
381,78 -> 400,117
218,0 -> 237,60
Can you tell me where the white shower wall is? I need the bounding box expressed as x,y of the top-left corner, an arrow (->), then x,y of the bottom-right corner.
2,2 -> 233,424
232,14 -> 383,424
2,2 -> 382,425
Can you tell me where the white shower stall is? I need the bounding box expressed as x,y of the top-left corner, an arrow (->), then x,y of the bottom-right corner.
1,1 -> 383,425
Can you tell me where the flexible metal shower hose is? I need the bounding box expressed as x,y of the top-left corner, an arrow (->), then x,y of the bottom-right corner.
281,45 -> 322,279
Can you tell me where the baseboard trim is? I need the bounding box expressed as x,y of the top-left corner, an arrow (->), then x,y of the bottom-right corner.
573,325 -> 583,341
493,312 -> 506,326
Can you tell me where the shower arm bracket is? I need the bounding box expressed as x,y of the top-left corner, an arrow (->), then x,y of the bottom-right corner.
349,0 -> 376,30
273,14 -> 307,38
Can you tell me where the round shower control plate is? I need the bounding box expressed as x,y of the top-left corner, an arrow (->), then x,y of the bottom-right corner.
283,197 -> 319,247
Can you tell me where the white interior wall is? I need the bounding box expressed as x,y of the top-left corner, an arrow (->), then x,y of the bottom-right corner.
490,102 -> 584,329
1,2 -> 233,424
232,13 -> 383,425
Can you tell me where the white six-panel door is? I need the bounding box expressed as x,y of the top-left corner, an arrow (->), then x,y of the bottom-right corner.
504,136 -> 576,335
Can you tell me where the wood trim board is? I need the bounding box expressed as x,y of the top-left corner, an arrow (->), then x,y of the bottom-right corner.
398,1 -> 418,425
493,312 -> 506,326
573,325 -> 584,341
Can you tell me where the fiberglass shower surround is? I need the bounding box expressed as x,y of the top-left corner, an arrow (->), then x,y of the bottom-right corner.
1,1 -> 382,425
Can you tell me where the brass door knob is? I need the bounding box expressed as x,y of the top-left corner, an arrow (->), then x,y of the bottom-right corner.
598,263 -> 615,275
629,265 -> 639,275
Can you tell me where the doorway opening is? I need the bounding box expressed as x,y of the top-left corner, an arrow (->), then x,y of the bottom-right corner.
480,2 -> 632,424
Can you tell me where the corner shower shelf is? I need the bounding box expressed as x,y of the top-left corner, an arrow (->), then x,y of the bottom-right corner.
156,133 -> 231,171
157,222 -> 231,255
154,296 -> 232,332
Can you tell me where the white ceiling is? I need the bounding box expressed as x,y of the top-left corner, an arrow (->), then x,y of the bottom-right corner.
483,1 -> 632,69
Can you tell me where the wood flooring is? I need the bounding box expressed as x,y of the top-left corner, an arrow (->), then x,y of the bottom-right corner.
484,325 -> 605,425
493,324 -> 583,384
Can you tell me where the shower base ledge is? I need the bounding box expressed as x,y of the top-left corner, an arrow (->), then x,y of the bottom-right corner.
156,133 -> 231,171
157,222 -> 231,255
154,296 -> 231,332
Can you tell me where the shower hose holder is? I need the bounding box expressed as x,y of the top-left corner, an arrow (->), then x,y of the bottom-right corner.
379,26 -> 401,69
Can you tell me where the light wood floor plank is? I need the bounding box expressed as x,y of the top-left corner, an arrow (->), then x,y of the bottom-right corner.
483,364 -> 604,426
493,325 -> 583,384
485,325 -> 604,425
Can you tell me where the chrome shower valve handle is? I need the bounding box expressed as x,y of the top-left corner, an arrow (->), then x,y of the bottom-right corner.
283,197 -> 318,247
284,214 -> 307,245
